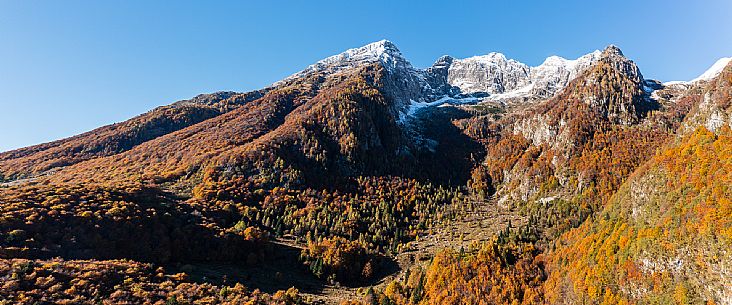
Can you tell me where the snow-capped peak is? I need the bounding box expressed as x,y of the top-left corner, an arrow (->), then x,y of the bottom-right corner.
692,57 -> 732,83
533,50 -> 602,81
537,50 -> 602,74
444,49 -> 603,101
457,52 -> 526,70
541,55 -> 570,66
464,52 -> 516,65
275,40 -> 414,86
312,39 -> 409,70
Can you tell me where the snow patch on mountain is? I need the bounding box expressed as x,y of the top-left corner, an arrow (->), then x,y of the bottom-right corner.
693,57 -> 732,82
663,57 -> 732,86
400,95 -> 482,122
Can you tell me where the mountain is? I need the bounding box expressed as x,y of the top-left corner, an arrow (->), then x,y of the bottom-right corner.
371,49 -> 732,305
1,40 -> 731,305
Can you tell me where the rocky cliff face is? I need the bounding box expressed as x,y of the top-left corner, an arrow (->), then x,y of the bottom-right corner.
526,51 -> 601,98
681,61 -> 732,134
446,52 -> 532,95
423,55 -> 460,97
509,45 -> 649,147
469,45 -> 663,206
439,49 -> 602,103
567,45 -> 649,125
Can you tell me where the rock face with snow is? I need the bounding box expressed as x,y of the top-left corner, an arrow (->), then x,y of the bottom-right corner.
526,51 -> 601,98
681,60 -> 732,134
439,49 -> 602,102
445,52 -> 531,95
423,55 -> 460,97
280,40 -> 413,81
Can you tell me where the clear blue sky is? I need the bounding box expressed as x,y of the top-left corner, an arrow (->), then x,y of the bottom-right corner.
1,1 -> 731,152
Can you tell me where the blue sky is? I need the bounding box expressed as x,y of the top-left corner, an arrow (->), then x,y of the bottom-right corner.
1,1 -> 731,152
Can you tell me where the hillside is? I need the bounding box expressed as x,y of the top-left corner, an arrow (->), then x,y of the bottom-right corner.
544,61 -> 732,305
0,91 -> 265,182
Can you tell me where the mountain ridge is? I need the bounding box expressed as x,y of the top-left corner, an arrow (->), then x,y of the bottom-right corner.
0,40 -> 719,183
